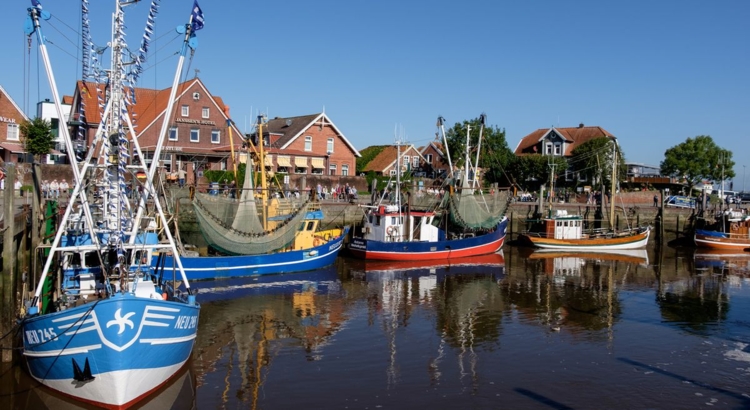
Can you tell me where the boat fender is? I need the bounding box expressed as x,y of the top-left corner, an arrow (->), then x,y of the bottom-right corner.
386,226 -> 397,236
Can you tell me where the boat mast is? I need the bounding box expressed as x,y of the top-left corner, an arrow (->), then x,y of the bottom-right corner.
472,114 -> 486,190
462,124 -> 471,190
257,115 -> 269,230
437,116 -> 454,180
609,138 -> 618,230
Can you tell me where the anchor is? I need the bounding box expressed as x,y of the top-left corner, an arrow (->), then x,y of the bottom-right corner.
72,358 -> 95,382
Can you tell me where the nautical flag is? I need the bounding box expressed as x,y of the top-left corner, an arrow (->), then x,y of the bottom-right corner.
31,0 -> 42,9
191,1 -> 204,31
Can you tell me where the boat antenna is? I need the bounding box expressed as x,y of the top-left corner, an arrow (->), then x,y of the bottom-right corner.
437,116 -> 454,180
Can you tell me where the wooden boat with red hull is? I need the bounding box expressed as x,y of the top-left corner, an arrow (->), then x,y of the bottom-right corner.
693,212 -> 750,250
360,251 -> 505,272
518,210 -> 650,250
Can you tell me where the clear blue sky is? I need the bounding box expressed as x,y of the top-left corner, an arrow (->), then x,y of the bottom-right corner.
3,0 -> 749,188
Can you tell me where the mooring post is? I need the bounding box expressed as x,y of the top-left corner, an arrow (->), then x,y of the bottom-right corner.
2,164 -> 16,362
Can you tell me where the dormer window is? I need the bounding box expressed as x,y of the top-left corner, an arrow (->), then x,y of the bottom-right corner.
546,143 -> 552,155
554,143 -> 561,155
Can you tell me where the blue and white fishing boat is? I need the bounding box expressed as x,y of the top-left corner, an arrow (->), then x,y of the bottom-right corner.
21,1 -> 203,408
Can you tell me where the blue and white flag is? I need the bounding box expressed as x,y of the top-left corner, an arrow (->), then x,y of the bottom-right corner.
191,1 -> 204,31
31,0 -> 42,9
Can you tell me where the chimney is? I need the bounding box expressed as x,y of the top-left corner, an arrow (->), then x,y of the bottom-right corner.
578,123 -> 584,128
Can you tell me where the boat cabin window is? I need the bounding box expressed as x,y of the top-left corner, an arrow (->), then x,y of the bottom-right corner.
84,251 -> 98,267
69,252 -> 82,267
391,217 -> 397,225
134,250 -> 147,264
306,221 -> 315,231
375,215 -> 381,226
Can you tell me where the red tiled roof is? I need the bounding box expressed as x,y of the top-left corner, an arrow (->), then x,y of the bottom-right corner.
362,144 -> 422,173
514,125 -> 615,156
73,78 -> 223,132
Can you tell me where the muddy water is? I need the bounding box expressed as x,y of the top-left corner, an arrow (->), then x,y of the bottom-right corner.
2,245 -> 749,409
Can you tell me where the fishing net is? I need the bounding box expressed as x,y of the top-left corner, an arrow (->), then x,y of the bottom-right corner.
193,193 -> 311,255
449,189 -> 511,229
192,165 -> 312,255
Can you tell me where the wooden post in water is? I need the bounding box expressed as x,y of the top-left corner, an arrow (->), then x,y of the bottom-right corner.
31,163 -> 42,301
1,164 -> 16,362
676,214 -> 680,239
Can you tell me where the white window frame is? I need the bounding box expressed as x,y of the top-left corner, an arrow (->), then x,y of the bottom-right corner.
190,128 -> 199,142
7,123 -> 20,141
426,154 -> 433,164
181,105 -> 189,117
329,164 -> 337,176
327,138 -> 334,154
211,130 -> 220,144
546,143 -> 552,155
202,107 -> 209,119
342,164 -> 349,176
168,127 -> 178,141
403,155 -> 409,167
390,169 -> 397,176
554,143 -> 561,155
304,136 -> 312,152
413,157 -> 419,168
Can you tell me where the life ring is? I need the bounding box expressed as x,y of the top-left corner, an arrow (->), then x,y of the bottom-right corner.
386,226 -> 397,236
731,223 -> 739,232
313,237 -> 324,247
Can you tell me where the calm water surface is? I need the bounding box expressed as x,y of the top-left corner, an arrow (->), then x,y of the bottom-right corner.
2,245 -> 749,409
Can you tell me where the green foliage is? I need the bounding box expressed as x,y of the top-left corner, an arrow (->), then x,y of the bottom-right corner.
20,117 -> 55,162
21,185 -> 33,192
660,135 -> 734,191
356,145 -> 388,174
512,155 -> 568,191
204,163 -> 246,187
569,137 -> 625,190
443,116 -> 514,184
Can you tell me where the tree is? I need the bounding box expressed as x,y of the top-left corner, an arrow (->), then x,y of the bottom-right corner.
20,117 -> 55,163
442,115 -> 514,185
660,135 -> 735,192
511,155 -> 568,192
569,137 -> 625,191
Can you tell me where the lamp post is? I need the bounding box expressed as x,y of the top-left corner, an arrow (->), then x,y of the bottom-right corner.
744,165 -> 746,193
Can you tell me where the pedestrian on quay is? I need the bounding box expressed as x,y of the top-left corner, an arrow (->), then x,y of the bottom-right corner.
653,194 -> 658,207
178,168 -> 187,188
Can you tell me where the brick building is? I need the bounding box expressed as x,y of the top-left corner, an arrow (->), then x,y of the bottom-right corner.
0,85 -> 31,163
248,113 -> 360,180
67,77 -> 243,184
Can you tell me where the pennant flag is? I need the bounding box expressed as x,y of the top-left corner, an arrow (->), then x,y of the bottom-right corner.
191,1 -> 204,31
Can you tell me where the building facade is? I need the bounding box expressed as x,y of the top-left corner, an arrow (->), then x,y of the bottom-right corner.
67,78 -> 243,185
249,113 -> 360,180
0,85 -> 30,163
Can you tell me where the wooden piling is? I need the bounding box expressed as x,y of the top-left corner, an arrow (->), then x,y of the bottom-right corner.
2,165 -> 16,362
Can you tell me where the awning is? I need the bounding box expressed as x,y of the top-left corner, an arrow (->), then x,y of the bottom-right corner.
0,143 -> 26,153
294,156 -> 308,167
311,158 -> 325,169
264,154 -> 273,166
277,155 -> 291,167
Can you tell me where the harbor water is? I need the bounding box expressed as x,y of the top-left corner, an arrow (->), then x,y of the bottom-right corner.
1,245 -> 749,409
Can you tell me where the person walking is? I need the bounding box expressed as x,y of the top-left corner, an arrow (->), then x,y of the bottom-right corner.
178,168 -> 186,188
653,194 -> 658,207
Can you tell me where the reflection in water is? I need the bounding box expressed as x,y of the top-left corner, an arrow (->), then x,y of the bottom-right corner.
2,247 -> 749,409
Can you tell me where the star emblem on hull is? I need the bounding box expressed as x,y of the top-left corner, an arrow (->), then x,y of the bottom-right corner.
106,308 -> 135,334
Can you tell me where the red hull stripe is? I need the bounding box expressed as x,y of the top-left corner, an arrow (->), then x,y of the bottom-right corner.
350,236 -> 505,261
